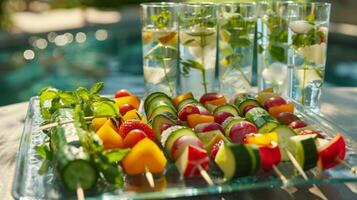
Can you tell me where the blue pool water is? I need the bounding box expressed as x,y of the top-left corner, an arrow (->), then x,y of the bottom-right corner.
0,16 -> 357,106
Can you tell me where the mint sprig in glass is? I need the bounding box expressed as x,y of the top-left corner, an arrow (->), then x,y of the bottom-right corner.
289,2 -> 331,112
218,2 -> 256,99
256,2 -> 298,95
178,3 -> 217,97
141,3 -> 178,97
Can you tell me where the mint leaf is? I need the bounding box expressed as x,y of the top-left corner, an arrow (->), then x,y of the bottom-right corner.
38,160 -> 50,175
75,87 -> 90,102
104,149 -> 130,163
229,36 -> 251,48
35,144 -> 52,160
91,101 -> 119,117
306,14 -> 315,24
269,45 -> 286,62
90,82 -> 104,95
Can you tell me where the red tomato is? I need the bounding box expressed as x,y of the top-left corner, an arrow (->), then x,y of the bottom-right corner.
115,89 -> 132,98
119,104 -> 135,116
123,129 -> 147,148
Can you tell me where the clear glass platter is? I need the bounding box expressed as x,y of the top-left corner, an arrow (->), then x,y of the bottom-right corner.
12,97 -> 357,199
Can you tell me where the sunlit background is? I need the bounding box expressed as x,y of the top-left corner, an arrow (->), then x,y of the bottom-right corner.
0,0 -> 356,105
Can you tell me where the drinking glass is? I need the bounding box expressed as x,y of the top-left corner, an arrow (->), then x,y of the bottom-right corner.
289,2 -> 331,112
178,3 -> 218,98
218,2 -> 256,99
141,3 -> 178,96
256,1 -> 298,95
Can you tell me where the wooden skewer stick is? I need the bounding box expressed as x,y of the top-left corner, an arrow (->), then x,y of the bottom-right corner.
272,165 -> 288,184
285,149 -> 308,180
335,157 -> 357,174
144,165 -> 155,189
285,149 -> 328,200
76,184 -> 85,200
37,116 -> 112,131
196,164 -> 214,186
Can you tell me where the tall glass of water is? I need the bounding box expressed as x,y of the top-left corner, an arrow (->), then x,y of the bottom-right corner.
218,2 -> 256,99
178,3 -> 218,97
141,3 -> 178,96
256,1 -> 298,95
289,2 -> 331,112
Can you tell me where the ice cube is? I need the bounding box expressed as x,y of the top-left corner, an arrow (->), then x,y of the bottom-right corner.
289,20 -> 314,34
297,43 -> 326,65
144,66 -> 166,84
262,62 -> 288,84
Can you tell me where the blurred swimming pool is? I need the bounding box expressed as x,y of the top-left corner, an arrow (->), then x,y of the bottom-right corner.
0,13 -> 357,106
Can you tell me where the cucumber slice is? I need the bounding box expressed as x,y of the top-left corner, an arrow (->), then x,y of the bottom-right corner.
146,96 -> 175,117
144,92 -> 171,113
215,143 -> 261,180
246,145 -> 261,175
272,125 -> 297,161
214,143 -> 236,180
233,94 -> 260,115
161,126 -> 197,159
61,159 -> 98,190
213,104 -> 240,116
197,130 -> 228,152
148,105 -> 177,120
288,134 -> 318,170
246,107 -> 278,133
177,98 -> 198,111
151,112 -> 178,141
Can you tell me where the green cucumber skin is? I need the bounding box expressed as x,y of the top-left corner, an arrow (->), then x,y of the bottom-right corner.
213,104 -> 240,116
233,94 -> 260,115
177,98 -> 199,111
151,112 -> 178,140
51,109 -> 98,191
149,105 -> 177,120
146,97 -> 175,118
144,92 -> 170,112
301,138 -> 318,170
61,159 -> 98,191
246,107 -> 278,133
228,144 -> 256,178
248,146 -> 261,175
164,128 -> 197,159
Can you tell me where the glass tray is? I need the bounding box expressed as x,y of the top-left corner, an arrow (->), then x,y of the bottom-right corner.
12,97 -> 357,199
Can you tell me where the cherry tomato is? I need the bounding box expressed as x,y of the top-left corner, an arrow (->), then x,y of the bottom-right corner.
119,104 -> 136,116
115,89 -> 132,98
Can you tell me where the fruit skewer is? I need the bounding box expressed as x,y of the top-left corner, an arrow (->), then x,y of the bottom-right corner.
144,92 -> 215,183
93,89 -> 167,189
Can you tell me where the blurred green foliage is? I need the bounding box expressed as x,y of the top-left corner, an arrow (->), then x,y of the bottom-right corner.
0,0 -> 12,30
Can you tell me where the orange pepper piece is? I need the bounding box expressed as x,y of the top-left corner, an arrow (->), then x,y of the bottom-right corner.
268,103 -> 294,118
158,32 -> 177,45
115,96 -> 141,110
187,114 -> 215,128
204,96 -> 227,107
92,117 -> 109,131
172,92 -> 193,107
122,138 -> 167,175
122,109 -> 147,122
96,121 -> 124,149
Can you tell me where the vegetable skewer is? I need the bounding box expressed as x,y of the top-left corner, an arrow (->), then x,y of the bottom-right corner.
285,149 -> 328,200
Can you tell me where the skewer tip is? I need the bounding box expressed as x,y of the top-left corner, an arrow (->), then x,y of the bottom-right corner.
144,165 -> 155,189
76,184 -> 85,200
196,164 -> 214,186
